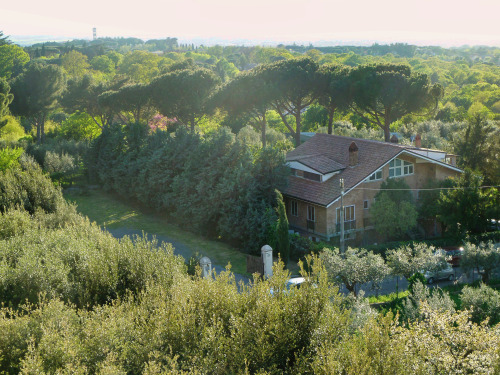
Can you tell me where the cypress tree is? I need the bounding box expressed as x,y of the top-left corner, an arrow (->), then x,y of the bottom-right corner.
275,190 -> 290,266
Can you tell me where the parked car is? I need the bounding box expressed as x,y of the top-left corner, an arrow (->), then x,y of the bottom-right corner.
425,264 -> 455,284
270,277 -> 312,295
441,246 -> 464,267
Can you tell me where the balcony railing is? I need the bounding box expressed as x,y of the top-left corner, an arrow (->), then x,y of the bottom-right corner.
335,220 -> 356,233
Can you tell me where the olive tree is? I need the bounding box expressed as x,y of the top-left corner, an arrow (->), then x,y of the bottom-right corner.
320,247 -> 390,296
387,243 -> 445,281
460,241 -> 500,284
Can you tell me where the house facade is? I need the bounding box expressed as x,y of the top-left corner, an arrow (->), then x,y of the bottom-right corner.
282,133 -> 462,243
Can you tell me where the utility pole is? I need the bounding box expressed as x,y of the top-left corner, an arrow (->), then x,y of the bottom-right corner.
340,178 -> 345,254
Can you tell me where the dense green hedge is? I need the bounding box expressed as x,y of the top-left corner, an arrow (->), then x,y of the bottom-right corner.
87,125 -> 289,252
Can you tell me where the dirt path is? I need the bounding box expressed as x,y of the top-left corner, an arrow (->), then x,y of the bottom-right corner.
107,228 -> 252,285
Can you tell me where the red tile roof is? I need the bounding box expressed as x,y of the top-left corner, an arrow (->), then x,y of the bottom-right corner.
284,133 -> 405,206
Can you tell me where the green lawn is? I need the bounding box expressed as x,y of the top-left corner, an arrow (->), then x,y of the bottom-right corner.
64,189 -> 250,275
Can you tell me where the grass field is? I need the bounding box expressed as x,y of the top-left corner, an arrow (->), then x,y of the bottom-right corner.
64,188 -> 250,275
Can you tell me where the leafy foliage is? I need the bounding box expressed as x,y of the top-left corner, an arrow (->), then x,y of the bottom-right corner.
150,67 -> 219,131
10,62 -> 65,143
274,190 -> 290,265
437,169 -> 493,237
386,243 -> 446,280
461,283 -> 500,325
454,115 -> 500,185
0,215 -> 183,309
0,147 -> 23,171
0,155 -> 66,214
460,241 -> 500,284
88,126 -> 289,251
401,281 -> 455,322
321,247 -> 390,295
370,178 -> 418,239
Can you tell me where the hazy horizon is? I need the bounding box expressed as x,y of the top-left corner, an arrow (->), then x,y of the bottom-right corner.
2,0 -> 499,48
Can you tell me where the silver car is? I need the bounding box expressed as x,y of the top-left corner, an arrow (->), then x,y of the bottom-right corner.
425,264 -> 455,284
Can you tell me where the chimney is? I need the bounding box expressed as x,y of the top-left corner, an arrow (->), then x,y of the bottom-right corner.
390,134 -> 399,144
349,141 -> 358,166
415,133 -> 421,148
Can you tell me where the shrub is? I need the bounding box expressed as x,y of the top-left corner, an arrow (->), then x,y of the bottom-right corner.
0,146 -> 23,171
0,155 -> 67,214
0,115 -> 25,142
460,283 -> 500,325
401,281 -> 455,322
59,111 -> 102,141
0,221 -> 185,309
407,272 -> 427,294
43,151 -> 77,175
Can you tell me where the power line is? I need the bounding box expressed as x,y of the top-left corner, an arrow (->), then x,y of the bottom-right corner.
351,185 -> 499,191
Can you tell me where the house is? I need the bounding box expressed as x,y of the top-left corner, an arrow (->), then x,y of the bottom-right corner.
282,133 -> 462,243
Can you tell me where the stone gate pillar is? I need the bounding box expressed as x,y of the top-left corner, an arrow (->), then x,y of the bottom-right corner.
200,256 -> 212,279
261,245 -> 273,278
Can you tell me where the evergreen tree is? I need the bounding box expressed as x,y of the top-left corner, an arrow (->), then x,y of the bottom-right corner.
274,190 -> 290,265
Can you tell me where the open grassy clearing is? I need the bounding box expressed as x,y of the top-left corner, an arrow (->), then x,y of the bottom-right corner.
64,188 -> 251,275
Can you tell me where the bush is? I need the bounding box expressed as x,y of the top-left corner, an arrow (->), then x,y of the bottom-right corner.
460,283 -> 500,325
289,234 -> 317,260
0,155 -> 67,214
0,220 -> 185,309
0,146 -> 23,171
401,281 -> 455,322
0,115 -> 25,142
43,151 -> 77,174
59,111 -> 102,141
407,272 -> 427,294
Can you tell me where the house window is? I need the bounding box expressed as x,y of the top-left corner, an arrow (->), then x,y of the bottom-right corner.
307,205 -> 315,222
303,171 -> 322,182
365,167 -> 383,182
389,158 -> 413,178
336,205 -> 356,231
290,200 -> 298,217
363,200 -> 369,209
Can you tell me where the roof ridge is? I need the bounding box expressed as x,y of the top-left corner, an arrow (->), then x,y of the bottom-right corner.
314,132 -> 404,148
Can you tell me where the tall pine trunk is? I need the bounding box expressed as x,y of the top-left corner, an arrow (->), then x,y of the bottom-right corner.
294,112 -> 302,147
327,108 -> 335,135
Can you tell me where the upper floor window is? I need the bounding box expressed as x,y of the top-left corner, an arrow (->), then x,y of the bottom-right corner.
389,158 -> 413,178
292,168 -> 322,182
303,171 -> 321,182
365,167 -> 382,182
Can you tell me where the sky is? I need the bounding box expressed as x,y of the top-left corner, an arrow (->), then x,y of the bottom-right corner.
1,0 -> 499,46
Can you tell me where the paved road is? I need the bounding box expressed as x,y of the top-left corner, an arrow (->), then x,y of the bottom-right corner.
345,266 -> 500,297
107,228 -> 251,285
106,229 -> 498,296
